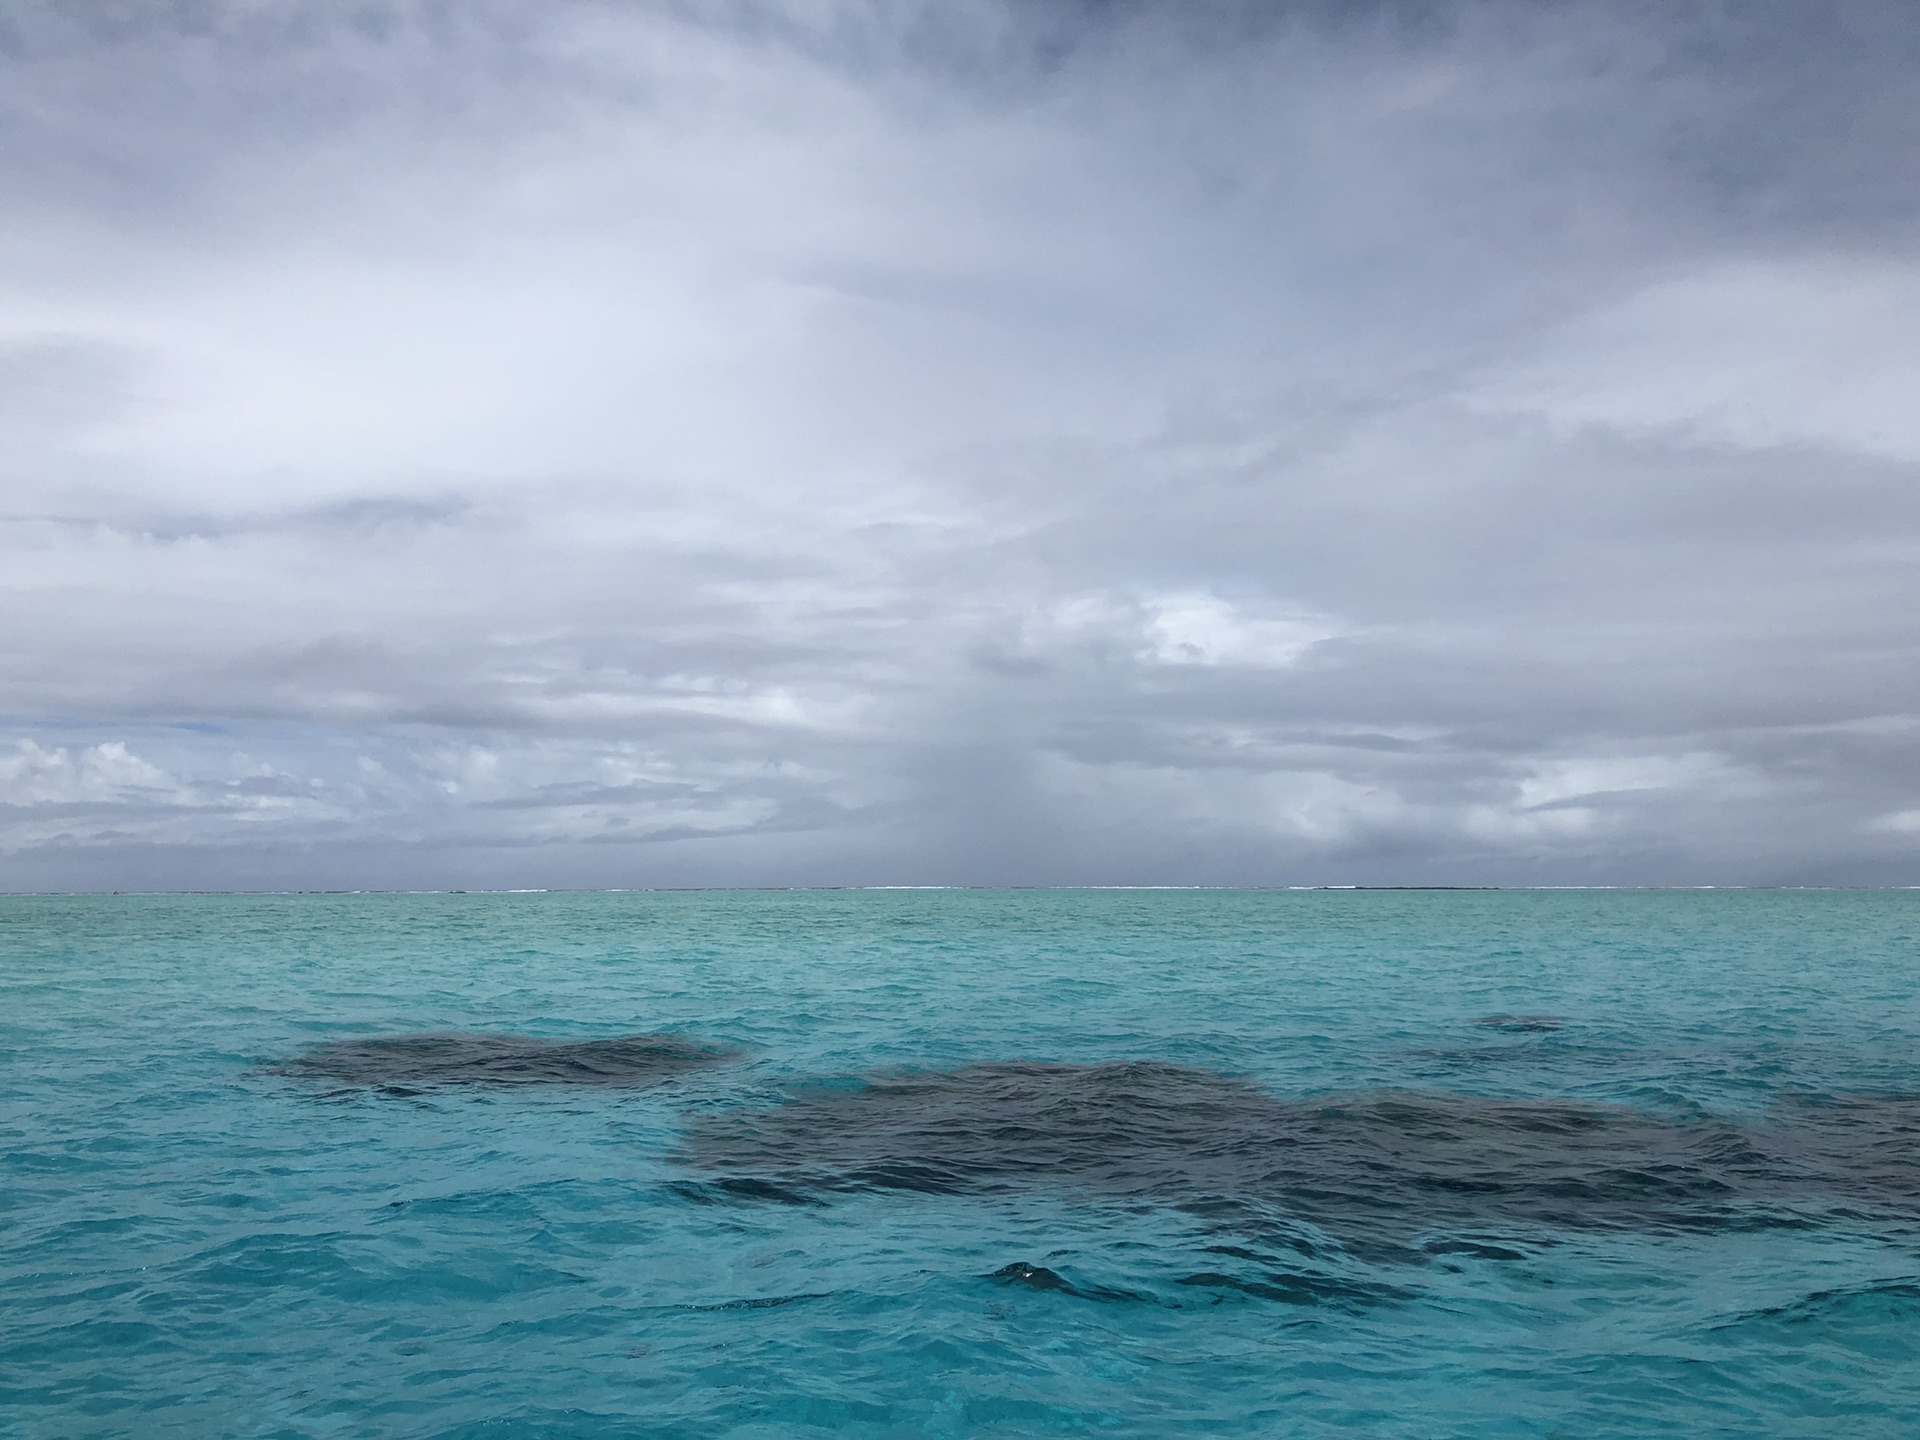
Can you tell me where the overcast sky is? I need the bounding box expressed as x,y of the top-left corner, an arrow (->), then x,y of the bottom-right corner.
3,0 -> 1919,890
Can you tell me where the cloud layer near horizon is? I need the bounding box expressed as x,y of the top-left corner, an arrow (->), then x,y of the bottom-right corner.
4,0 -> 1920,889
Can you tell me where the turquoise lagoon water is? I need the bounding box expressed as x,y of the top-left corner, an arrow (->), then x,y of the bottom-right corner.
3,888 -> 1918,1438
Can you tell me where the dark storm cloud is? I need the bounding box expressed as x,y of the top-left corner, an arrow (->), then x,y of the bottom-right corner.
2,0 -> 1918,888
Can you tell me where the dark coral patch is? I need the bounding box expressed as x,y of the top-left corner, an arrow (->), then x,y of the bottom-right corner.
276,1032 -> 739,1090
677,1060 -> 1920,1241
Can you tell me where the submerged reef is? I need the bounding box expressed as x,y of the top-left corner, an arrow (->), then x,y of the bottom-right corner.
275,1037 -> 1920,1247
276,1032 -> 740,1090
678,1060 -> 1920,1242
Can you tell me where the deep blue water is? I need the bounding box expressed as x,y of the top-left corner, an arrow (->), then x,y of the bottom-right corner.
3,889 -> 1918,1438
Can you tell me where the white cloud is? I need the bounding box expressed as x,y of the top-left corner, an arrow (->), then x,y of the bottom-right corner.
1465,259 -> 1920,461
1513,753 -> 1740,811
0,739 -> 352,854
1144,592 -> 1341,669
1871,810 -> 1920,836
0,740 -> 177,806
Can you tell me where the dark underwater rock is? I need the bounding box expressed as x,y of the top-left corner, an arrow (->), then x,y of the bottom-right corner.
676,1059 -> 1920,1240
276,1031 -> 740,1090
986,1261 -> 1150,1304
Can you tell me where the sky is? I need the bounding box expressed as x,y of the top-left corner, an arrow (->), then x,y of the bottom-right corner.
3,0 -> 1919,891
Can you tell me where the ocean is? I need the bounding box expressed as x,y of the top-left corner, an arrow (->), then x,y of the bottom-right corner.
3,888 -> 1917,1438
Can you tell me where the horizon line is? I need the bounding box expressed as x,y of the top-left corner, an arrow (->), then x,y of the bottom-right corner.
3,884 -> 1917,898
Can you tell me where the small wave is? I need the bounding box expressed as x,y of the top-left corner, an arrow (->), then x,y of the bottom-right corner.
1711,1278 -> 1920,1333
675,1291 -> 832,1313
1175,1269 -> 1412,1309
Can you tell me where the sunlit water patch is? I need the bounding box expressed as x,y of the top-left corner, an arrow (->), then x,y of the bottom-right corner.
3,889 -> 1918,1437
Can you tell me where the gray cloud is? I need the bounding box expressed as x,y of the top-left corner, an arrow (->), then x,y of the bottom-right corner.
3,0 -> 1919,889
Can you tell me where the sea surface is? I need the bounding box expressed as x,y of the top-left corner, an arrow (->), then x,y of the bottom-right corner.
3,888 -> 1918,1439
